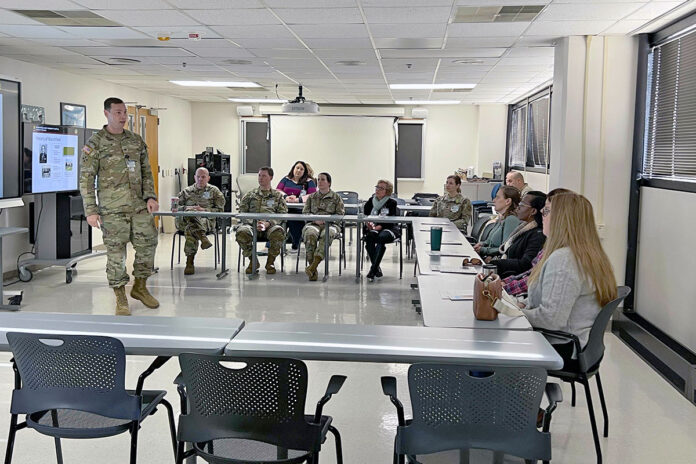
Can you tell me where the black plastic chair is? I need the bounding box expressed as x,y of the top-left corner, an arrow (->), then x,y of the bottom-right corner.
361,232 -> 403,279
175,354 -> 346,464
535,286 -> 631,464
466,213 -> 494,245
4,332 -> 176,464
171,226 -> 220,270
294,230 -> 346,276
336,190 -> 359,245
237,235 -> 286,273
381,364 -> 562,464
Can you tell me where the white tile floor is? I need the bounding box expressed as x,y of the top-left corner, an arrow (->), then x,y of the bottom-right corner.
1,233 -> 695,463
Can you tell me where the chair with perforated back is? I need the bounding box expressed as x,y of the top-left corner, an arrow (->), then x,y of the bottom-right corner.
336,190 -> 359,245
466,213 -> 494,245
171,225 -> 221,270
534,286 -> 631,464
381,364 -> 562,464
4,332 -> 176,464
175,354 -> 346,464
294,231 -> 345,276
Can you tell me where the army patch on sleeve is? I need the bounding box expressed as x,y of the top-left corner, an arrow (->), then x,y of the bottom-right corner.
82,145 -> 92,155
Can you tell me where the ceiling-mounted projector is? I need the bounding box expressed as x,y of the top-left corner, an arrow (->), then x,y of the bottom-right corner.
281,85 -> 319,114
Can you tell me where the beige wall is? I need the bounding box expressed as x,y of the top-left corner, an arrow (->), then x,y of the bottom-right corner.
476,104 -> 508,177
0,55 -> 192,272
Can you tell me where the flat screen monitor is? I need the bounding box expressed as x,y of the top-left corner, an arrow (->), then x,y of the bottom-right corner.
0,78 -> 21,199
23,124 -> 84,194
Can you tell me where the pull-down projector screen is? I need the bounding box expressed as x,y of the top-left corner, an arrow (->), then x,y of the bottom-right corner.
269,115 -> 395,198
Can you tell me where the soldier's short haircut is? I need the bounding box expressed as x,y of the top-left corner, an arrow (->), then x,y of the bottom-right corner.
259,166 -> 274,177
104,97 -> 125,111
319,172 -> 332,185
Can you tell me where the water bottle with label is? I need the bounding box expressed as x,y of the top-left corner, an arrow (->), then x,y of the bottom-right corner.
357,200 -> 364,220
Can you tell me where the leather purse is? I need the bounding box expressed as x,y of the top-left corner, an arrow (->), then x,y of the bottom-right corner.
473,273 -> 502,321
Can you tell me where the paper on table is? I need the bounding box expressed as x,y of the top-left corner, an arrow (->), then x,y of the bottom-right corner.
420,221 -> 450,225
419,228 -> 459,232
440,290 -> 474,300
427,251 -> 469,257
430,265 -> 478,274
426,241 -> 463,245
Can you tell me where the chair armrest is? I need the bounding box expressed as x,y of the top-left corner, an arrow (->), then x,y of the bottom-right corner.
313,375 -> 347,423
465,236 -> 476,245
381,376 -> 406,426
541,382 -> 563,431
135,356 -> 171,395
534,328 -> 582,355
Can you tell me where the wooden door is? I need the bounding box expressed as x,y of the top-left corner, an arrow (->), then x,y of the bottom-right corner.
126,106 -> 159,226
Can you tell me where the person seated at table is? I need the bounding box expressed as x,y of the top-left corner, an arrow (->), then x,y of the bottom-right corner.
506,171 -> 532,197
519,192 -> 617,366
486,191 -> 546,277
302,172 -> 345,281
363,179 -> 400,281
176,167 -> 226,275
429,174 -> 472,233
503,188 -> 573,295
474,185 -> 521,259
235,166 -> 288,275
276,160 -> 317,251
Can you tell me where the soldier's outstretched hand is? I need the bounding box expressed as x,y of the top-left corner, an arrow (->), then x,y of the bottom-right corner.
147,198 -> 159,213
87,214 -> 102,229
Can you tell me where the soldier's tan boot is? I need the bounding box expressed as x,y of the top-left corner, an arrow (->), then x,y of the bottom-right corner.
184,255 -> 195,275
265,251 -> 279,275
305,255 -> 323,281
245,257 -> 260,274
114,286 -> 130,316
196,231 -> 213,250
130,277 -> 160,309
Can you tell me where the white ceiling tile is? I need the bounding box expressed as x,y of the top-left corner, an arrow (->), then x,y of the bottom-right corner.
134,26 -> 222,40
374,38 -> 443,49
313,49 -> 377,60
58,26 -> 149,39
28,38 -> 103,47
364,7 -> 452,24
169,0 -> 262,7
184,9 -> 280,26
303,38 -> 373,48
94,9 -> 199,27
66,46 -> 196,57
505,47 -> 554,57
601,19 -> 647,34
0,0 -> 83,8
210,25 -> 296,39
380,48 -> 506,58
72,0 -> 172,8
448,22 -> 530,37
0,9 -> 43,25
227,38 -> 304,48
525,21 -> 615,36
368,23 -> 446,38
515,36 -> 558,46
248,48 -> 314,59
455,0 -> 550,5
273,8 -> 363,24
0,25 -> 76,39
363,0 -> 452,6
290,24 -> 369,39
265,0 -> 356,7
624,2 -> 684,20
188,47 -> 257,57
445,37 -> 519,48
537,3 -> 645,21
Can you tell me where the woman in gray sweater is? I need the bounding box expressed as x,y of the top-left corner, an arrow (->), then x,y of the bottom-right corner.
474,185 -> 521,258
520,192 -> 617,364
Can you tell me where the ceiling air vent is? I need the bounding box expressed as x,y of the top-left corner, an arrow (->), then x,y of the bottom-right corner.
453,5 -> 544,23
12,10 -> 121,26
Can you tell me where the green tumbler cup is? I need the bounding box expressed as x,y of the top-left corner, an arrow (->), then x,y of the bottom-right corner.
430,227 -> 443,251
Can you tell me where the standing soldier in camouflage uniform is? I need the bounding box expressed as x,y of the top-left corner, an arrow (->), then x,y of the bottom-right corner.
176,167 -> 226,275
302,172 -> 345,281
80,97 -> 160,316
429,174 -> 473,233
235,167 -> 287,274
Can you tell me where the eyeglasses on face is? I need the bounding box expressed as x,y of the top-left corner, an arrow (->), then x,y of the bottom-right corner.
519,202 -> 531,208
374,185 -> 386,191
542,207 -> 551,217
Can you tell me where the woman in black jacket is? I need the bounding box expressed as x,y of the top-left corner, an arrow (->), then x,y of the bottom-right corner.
364,179 -> 400,281
487,191 -> 546,277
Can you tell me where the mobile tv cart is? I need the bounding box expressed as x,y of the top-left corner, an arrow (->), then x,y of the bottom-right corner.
18,192 -> 105,284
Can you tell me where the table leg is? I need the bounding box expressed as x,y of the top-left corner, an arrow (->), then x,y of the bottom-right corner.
250,220 -> 258,279
0,238 -> 20,312
216,219 -> 229,279
322,222 -> 330,282
355,221 -> 361,280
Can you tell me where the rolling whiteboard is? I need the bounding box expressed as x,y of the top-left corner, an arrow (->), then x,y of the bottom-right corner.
270,115 -> 395,197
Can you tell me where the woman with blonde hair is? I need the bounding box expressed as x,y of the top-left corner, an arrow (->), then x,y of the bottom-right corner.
363,179 -> 400,281
520,193 -> 617,364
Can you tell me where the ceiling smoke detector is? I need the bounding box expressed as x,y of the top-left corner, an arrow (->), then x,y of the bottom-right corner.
281,85 -> 319,114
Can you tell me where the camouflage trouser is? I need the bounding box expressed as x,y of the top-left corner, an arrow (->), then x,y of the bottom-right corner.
235,224 -> 285,258
101,211 -> 158,288
302,223 -> 339,260
176,216 -> 215,257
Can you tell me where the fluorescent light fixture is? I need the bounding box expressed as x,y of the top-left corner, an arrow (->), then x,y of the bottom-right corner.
390,83 -> 476,90
228,98 -> 286,103
170,80 -> 261,88
395,100 -> 461,105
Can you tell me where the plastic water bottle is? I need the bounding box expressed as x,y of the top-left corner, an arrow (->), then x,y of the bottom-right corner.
357,200 -> 364,219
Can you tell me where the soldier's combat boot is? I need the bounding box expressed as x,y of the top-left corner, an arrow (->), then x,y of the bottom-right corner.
245,257 -> 260,274
184,255 -> 195,275
265,250 -> 279,274
114,286 -> 130,316
130,277 -> 160,308
196,231 -> 213,250
305,255 -> 323,281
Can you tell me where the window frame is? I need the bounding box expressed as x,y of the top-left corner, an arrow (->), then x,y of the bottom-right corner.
505,86 -> 552,175
395,119 -> 426,181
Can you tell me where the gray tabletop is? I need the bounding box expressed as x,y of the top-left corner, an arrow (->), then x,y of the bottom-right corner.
411,218 -> 477,275
0,312 -> 245,356
398,205 -> 433,212
417,274 -> 531,330
236,213 -> 415,224
154,211 -> 236,219
225,322 -> 563,369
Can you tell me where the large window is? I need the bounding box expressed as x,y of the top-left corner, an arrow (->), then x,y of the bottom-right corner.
643,31 -> 696,183
506,87 -> 551,172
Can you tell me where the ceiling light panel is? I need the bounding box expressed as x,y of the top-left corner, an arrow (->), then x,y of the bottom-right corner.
273,8 -> 363,24
395,100 -> 461,104
184,9 -> 280,25
365,7 -> 453,24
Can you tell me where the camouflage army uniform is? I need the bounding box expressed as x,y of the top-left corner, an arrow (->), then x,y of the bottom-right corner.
80,126 -> 158,288
176,184 -> 226,256
302,190 -> 345,260
429,192 -> 473,233
235,187 -> 287,257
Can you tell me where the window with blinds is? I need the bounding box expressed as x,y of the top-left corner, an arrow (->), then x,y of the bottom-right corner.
644,32 -> 696,182
506,87 -> 551,171
527,95 -> 550,167
508,106 -> 526,168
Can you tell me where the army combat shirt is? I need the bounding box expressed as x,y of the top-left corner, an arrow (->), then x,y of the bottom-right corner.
302,190 -> 345,224
429,192 -> 473,233
178,184 -> 226,213
239,187 -> 288,226
79,126 -> 157,216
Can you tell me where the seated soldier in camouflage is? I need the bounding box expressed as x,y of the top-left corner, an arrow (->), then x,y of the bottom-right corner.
176,167 -> 226,275
235,166 -> 288,274
301,172 -> 345,281
429,174 -> 473,233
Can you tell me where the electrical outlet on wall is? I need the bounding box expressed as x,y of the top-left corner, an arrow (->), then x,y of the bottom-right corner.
596,223 -> 606,240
